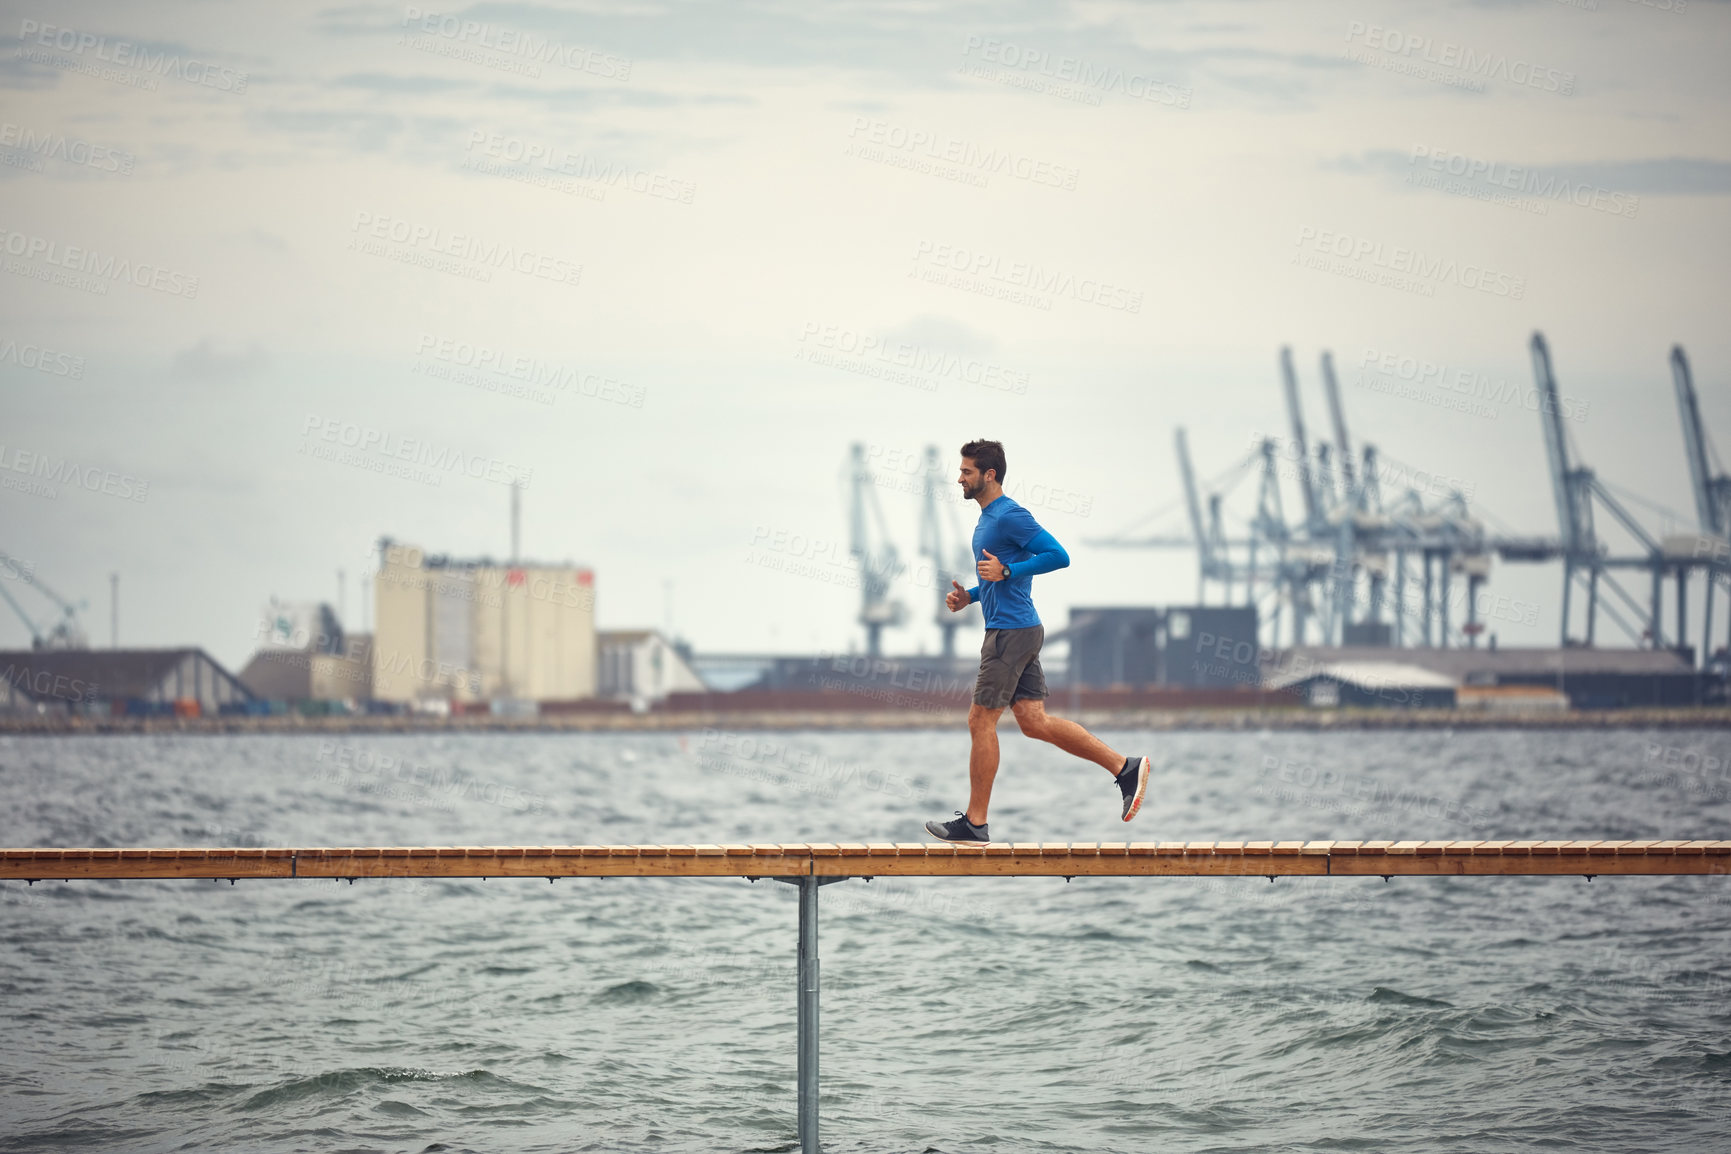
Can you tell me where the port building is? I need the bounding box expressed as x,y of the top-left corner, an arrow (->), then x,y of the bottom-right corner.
370,538 -> 597,706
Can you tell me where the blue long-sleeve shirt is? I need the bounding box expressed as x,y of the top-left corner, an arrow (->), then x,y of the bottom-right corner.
966,494 -> 1069,629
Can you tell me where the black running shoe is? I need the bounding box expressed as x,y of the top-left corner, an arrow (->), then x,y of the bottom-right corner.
1117,756 -> 1151,822
924,811 -> 991,845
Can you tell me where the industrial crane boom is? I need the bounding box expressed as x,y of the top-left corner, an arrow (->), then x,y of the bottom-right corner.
1672,346 -> 1723,536
1174,427 -> 1209,567
1279,346 -> 1322,530
1320,350 -> 1356,505
1530,332 -> 1586,555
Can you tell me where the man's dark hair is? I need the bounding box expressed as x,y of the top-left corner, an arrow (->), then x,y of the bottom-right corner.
961,439 -> 1007,484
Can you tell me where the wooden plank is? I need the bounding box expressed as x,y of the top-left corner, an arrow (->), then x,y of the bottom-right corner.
811,853 -> 1332,878
1,843 -> 1728,881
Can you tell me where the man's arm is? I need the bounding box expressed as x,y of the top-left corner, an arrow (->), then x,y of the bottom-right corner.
1010,528 -> 1069,577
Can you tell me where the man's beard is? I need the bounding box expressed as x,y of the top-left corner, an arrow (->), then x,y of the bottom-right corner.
961,481 -> 982,500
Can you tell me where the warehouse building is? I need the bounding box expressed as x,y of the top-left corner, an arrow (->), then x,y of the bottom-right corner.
239,635 -> 373,705
371,538 -> 597,706
1270,646 -> 1712,709
0,648 -> 253,715
237,598 -> 372,706
1266,659 -> 1459,709
597,630 -> 705,708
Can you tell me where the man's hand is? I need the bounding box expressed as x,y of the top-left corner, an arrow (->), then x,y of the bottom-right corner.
976,550 -> 1007,582
945,579 -> 971,612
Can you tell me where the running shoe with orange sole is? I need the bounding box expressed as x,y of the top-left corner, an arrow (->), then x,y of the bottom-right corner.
1117,756 -> 1150,821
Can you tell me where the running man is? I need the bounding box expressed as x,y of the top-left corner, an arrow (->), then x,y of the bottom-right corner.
924,440 -> 1150,845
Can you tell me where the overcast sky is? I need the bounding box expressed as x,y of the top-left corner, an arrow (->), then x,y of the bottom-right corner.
2,0 -> 1728,672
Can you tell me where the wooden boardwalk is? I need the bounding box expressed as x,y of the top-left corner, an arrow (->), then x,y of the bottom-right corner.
3,840 -> 1730,880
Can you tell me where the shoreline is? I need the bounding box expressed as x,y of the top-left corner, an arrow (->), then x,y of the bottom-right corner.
2,706 -> 1728,736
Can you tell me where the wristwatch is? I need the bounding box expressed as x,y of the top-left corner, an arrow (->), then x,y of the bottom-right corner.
1001,562 -> 1013,579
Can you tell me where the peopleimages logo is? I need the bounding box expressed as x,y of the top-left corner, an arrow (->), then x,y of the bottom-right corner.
349,211 -> 582,288
911,240 -> 1143,313
0,225 -> 199,298
845,117 -> 1079,190
464,131 -> 693,203
958,35 -> 1192,108
1356,347 -> 1590,423
796,322 -> 1030,394
299,414 -> 535,488
1342,21 -> 1574,96
0,444 -> 150,502
1293,226 -> 1526,300
15,19 -> 249,92
413,333 -> 646,408
0,337 -> 84,378
400,7 -> 631,80
0,122 -> 134,174
1408,145 -> 1637,219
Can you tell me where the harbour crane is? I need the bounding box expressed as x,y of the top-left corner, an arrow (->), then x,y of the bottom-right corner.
917,445 -> 979,657
1280,346 -> 1325,535
0,551 -> 89,650
848,442 -> 906,658
1529,332 -> 1667,648
1669,346 -> 1731,661
1320,351 -> 1357,508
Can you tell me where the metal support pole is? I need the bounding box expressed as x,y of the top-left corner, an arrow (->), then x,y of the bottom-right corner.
798,875 -> 819,1154
1438,556 -> 1452,649
1560,561 -> 1572,646
776,874 -> 847,1153
1651,565 -> 1664,649
1421,553 -> 1434,647
1394,549 -> 1405,647
1677,568 -> 1688,661
1704,575 -> 1716,668
1586,568 -> 1599,647
1466,575 -> 1482,649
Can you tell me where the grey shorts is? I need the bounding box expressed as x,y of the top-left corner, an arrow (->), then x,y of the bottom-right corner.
974,625 -> 1048,708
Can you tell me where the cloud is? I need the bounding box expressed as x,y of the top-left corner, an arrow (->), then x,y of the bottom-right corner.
882,314 -> 998,357
334,72 -> 477,94
1327,148 -> 1731,196
172,340 -> 270,382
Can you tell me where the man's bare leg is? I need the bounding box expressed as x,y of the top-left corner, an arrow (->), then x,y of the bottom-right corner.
965,703 -> 1005,825
1010,698 -> 1124,774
